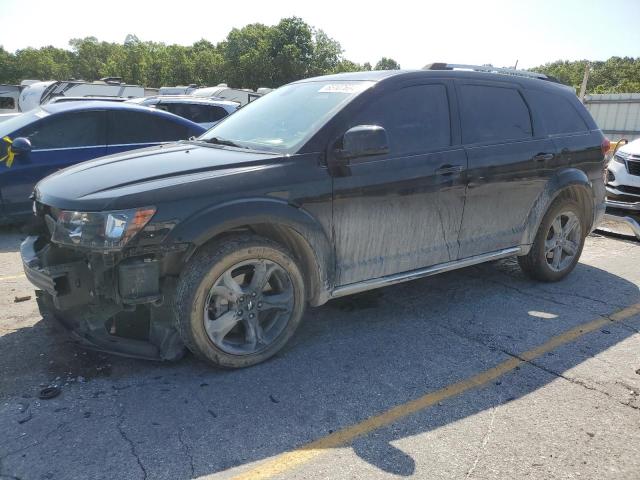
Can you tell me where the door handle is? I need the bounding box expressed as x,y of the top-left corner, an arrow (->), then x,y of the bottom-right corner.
533,153 -> 554,162
436,164 -> 464,175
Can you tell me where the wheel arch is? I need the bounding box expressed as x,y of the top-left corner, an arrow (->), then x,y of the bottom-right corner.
519,168 -> 594,254
166,198 -> 334,306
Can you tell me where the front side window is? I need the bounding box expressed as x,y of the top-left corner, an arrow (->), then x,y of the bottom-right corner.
459,84 -> 533,144
15,110 -> 106,149
200,81 -> 375,153
108,111 -> 190,145
350,84 -> 451,155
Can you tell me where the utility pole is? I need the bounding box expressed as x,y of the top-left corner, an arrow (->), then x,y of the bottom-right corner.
579,63 -> 590,103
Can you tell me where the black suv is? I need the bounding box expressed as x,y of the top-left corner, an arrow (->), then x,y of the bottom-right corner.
21,65 -> 607,368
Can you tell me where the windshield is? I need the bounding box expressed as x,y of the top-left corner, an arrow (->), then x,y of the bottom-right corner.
0,108 -> 48,138
199,80 -> 374,153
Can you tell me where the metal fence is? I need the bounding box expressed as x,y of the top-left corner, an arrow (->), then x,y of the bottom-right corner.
584,93 -> 640,142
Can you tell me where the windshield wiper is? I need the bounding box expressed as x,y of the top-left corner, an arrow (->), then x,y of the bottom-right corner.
205,137 -> 247,148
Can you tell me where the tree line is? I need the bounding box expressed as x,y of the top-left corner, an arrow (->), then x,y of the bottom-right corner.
0,17 -> 400,90
1,16 -> 637,94
533,57 -> 640,94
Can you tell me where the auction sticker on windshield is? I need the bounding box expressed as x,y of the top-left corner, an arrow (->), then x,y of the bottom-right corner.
318,83 -> 372,94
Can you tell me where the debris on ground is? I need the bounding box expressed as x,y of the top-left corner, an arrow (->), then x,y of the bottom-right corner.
38,386 -> 61,400
13,295 -> 32,303
17,402 -> 32,424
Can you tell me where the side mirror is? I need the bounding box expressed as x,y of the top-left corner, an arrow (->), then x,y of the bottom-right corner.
338,125 -> 389,160
11,137 -> 32,155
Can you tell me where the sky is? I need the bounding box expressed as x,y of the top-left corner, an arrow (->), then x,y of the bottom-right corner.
1,0 -> 639,69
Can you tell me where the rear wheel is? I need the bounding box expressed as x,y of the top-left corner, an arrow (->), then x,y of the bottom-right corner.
518,198 -> 585,282
175,234 -> 306,368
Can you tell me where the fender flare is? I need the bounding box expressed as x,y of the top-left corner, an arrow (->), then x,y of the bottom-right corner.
519,168 -> 594,252
165,197 -> 334,306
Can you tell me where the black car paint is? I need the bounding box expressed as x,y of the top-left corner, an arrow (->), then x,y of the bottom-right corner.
24,69 -> 606,360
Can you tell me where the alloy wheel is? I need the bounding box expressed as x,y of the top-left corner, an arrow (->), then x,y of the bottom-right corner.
544,211 -> 581,272
203,259 -> 295,355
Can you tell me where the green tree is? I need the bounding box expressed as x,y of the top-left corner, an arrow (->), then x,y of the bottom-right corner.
309,29 -> 343,76
0,46 -> 18,83
374,57 -> 400,70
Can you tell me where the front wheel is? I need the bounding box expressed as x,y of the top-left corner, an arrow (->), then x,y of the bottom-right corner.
518,199 -> 586,282
175,234 -> 306,368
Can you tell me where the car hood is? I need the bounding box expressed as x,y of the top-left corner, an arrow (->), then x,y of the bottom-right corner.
35,141 -> 282,211
618,138 -> 640,156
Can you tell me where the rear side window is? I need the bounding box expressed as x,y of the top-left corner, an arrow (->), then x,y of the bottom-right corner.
459,85 -> 532,144
352,84 -> 451,155
161,103 -> 229,123
108,111 -> 190,144
16,111 -> 106,149
527,90 -> 589,135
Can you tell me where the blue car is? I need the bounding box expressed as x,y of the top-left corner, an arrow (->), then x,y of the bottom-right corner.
0,101 -> 206,223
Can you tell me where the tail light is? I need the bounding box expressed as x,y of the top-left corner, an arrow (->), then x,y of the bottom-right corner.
601,138 -> 611,156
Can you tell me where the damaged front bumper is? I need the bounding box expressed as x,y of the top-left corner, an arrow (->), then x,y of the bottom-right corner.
21,235 -> 187,361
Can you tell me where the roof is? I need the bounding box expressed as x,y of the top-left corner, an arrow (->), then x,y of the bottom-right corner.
141,95 -> 239,108
296,70 -> 404,83
42,100 -> 159,113
295,69 -> 572,94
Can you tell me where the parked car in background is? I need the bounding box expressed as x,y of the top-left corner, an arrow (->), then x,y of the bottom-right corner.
47,96 -> 129,104
159,85 -> 198,96
21,66 -> 606,368
191,85 -> 261,106
0,84 -> 21,113
0,113 -> 20,123
17,79 -> 146,112
605,138 -> 640,238
127,96 -> 238,129
0,101 -> 205,223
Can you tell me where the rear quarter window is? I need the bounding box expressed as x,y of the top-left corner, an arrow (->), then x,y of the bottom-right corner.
459,84 -> 533,144
527,89 -> 589,135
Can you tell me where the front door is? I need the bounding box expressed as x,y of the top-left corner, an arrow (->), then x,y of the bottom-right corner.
331,82 -> 467,286
0,110 -> 106,218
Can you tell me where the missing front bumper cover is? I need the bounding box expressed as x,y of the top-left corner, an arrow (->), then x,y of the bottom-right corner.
22,235 -> 185,361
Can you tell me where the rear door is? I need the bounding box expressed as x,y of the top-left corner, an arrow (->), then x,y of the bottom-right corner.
106,110 -> 195,155
455,81 -> 558,258
332,81 -> 467,285
0,110 -> 106,218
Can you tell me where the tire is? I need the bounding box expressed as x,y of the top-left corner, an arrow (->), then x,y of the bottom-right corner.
518,198 -> 586,282
174,234 -> 306,368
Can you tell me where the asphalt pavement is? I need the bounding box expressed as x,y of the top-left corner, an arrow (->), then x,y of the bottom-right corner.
0,228 -> 639,480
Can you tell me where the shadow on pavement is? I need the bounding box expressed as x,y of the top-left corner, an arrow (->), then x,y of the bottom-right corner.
0,258 -> 638,479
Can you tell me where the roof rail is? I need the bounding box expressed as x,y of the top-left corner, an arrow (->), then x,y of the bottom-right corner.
423,63 -> 556,82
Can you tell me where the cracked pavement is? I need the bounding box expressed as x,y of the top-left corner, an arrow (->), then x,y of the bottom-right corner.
0,229 -> 639,479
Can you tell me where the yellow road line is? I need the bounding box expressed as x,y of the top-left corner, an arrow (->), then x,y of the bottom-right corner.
0,273 -> 25,281
225,303 -> 640,480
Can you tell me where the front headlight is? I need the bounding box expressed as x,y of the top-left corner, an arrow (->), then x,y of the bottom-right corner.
612,152 -> 628,164
51,206 -> 156,250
